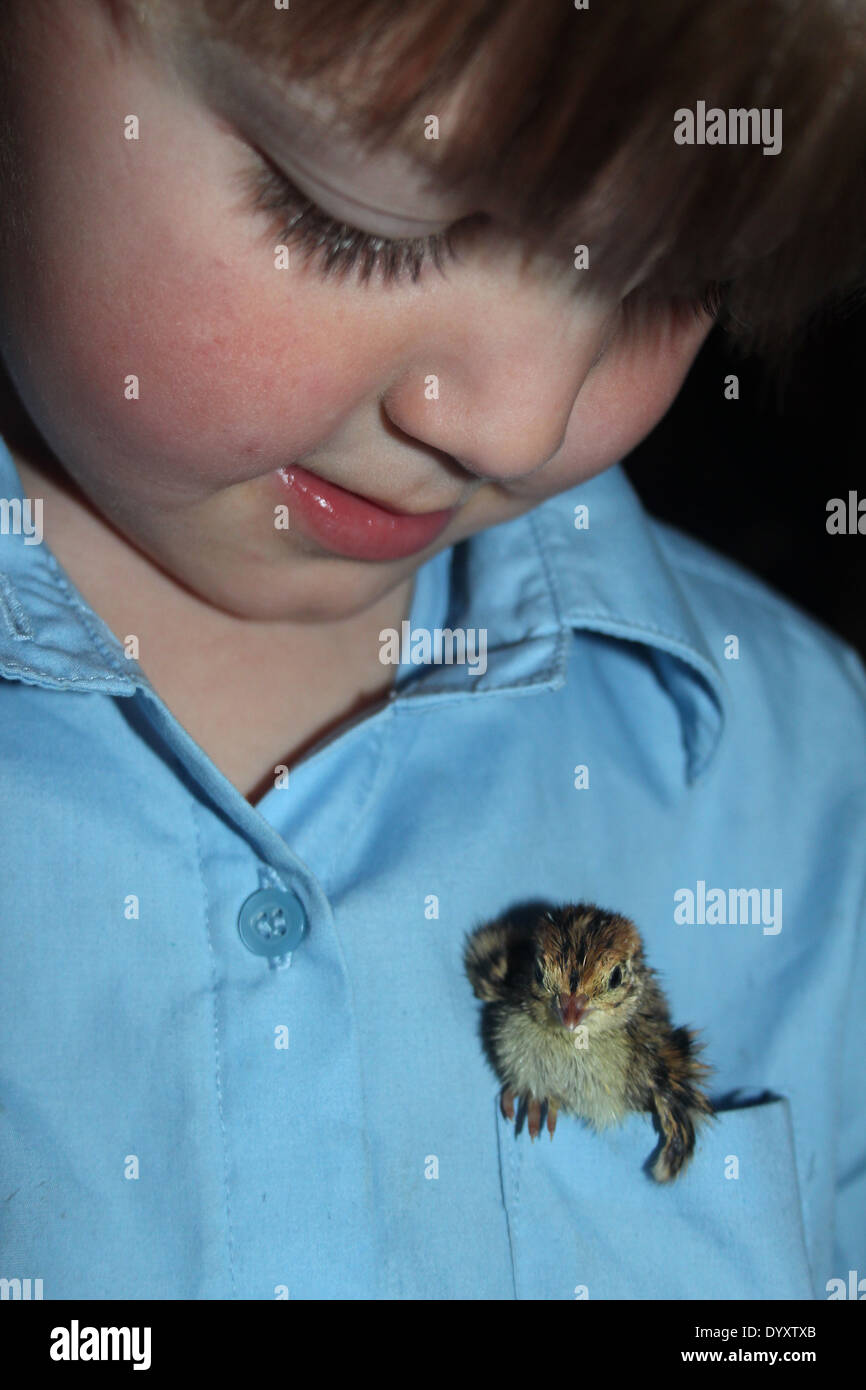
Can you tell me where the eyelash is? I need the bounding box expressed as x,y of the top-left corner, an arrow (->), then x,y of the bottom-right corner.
247,159 -> 463,285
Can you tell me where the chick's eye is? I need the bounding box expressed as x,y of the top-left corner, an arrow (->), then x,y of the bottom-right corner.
608,965 -> 623,990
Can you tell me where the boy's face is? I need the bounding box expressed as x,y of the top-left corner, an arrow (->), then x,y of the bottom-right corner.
0,1 -> 711,625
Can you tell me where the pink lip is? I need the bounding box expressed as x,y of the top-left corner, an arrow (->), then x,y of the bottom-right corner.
277,465 -> 457,562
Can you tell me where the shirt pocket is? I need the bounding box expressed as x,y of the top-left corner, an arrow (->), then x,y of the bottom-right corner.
495,1094 -> 815,1299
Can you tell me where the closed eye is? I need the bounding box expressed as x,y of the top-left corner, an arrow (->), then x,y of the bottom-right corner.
244,156 -> 483,285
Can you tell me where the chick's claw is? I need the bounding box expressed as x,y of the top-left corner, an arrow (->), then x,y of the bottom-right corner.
503,1088 -> 557,1142
527,1096 -> 543,1140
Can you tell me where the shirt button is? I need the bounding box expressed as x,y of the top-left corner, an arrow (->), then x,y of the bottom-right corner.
237,887 -> 307,957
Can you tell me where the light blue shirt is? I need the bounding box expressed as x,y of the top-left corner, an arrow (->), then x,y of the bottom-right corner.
1,430 -> 864,1301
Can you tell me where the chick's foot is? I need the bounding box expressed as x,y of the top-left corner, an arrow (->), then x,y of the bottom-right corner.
500,1086 -> 559,1142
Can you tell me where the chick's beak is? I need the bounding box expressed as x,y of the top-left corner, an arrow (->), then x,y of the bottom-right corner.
557,992 -> 590,1030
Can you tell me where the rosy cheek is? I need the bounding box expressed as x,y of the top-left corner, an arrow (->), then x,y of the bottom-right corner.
549,307 -> 711,490
44,240 -> 371,502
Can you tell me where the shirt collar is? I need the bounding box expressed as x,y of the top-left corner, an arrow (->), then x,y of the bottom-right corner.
0,433 -> 728,781
395,461 -> 729,780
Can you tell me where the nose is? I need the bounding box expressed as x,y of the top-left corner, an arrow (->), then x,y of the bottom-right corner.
380,255 -> 613,482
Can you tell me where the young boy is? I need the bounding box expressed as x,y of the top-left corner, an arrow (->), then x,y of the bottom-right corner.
0,0 -> 863,1300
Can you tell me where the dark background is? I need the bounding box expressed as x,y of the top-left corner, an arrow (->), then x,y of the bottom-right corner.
624,302 -> 866,661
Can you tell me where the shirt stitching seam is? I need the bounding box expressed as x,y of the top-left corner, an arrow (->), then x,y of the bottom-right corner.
0,570 -> 33,640
0,660 -> 131,685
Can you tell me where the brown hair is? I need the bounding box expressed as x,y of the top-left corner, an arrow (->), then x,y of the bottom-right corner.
22,1 -> 866,356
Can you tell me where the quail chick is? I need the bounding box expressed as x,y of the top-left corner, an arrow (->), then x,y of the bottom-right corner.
464,903 -> 713,1181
